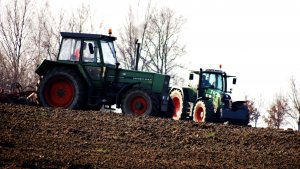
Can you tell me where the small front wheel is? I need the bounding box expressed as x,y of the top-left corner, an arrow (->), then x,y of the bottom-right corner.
121,88 -> 155,116
192,100 -> 216,122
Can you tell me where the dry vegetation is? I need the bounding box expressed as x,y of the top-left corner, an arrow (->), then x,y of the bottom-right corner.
0,103 -> 300,169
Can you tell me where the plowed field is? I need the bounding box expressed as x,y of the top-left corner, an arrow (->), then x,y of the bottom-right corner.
1,103 -> 300,168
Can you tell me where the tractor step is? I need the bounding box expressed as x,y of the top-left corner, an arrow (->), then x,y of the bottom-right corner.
104,105 -> 115,110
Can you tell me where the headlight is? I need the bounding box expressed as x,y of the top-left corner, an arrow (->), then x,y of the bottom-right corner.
205,94 -> 212,98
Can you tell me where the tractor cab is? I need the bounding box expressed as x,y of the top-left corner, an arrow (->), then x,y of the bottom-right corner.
57,32 -> 117,67
189,68 -> 236,99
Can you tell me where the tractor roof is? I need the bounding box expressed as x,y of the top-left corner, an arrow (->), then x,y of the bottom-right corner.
60,32 -> 116,41
191,69 -> 223,74
204,69 -> 223,73
191,69 -> 236,77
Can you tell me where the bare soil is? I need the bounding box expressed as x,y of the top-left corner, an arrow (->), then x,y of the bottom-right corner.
0,103 -> 300,169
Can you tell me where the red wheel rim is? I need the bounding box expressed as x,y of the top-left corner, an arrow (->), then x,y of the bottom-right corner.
44,78 -> 75,107
129,96 -> 148,115
196,106 -> 204,122
172,97 -> 180,118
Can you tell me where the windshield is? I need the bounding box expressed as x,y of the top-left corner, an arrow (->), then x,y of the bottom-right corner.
101,40 -> 116,65
202,72 -> 223,90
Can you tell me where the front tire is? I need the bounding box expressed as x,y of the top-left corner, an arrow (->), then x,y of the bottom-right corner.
192,100 -> 216,122
121,88 -> 157,116
37,67 -> 87,109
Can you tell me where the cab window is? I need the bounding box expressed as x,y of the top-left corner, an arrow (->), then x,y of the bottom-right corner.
58,38 -> 81,61
101,40 -> 116,65
216,74 -> 223,90
188,73 -> 199,90
82,40 -> 100,63
208,73 -> 216,87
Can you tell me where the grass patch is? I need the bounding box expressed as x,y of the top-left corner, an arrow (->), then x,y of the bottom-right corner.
206,132 -> 216,138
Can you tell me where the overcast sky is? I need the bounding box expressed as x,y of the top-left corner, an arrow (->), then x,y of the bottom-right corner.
47,0 -> 300,128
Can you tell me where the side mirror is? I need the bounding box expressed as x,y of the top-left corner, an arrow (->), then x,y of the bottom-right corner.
233,78 -> 237,84
88,43 -> 94,54
189,73 -> 194,80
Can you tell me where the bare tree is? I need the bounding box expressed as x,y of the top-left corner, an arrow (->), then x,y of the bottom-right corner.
117,7 -> 140,70
117,1 -> 152,70
27,1 -> 56,83
40,9 -> 70,61
32,2 -> 68,61
246,98 -> 261,128
264,93 -> 290,129
142,7 -> 186,75
33,2 -> 101,63
289,77 -> 300,131
118,4 -> 186,76
0,0 -> 33,87
0,0 -> 105,90
0,51 -> 8,88
67,4 -> 95,33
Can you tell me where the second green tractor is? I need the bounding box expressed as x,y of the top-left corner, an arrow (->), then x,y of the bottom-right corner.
169,68 -> 249,125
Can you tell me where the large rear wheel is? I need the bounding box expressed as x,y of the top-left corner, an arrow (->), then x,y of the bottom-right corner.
192,100 -> 216,122
169,88 -> 183,120
37,67 -> 87,109
121,88 -> 157,116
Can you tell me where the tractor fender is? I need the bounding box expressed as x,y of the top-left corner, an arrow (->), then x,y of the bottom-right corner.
115,82 -> 141,108
193,96 -> 210,105
232,100 -> 247,104
182,87 -> 198,103
36,60 -> 92,87
169,86 -> 184,98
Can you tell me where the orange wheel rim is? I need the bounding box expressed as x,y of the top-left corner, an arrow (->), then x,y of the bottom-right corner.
129,96 -> 148,115
44,77 -> 75,107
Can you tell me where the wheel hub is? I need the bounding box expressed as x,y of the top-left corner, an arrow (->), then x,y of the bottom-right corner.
130,96 -> 148,115
45,78 -> 75,107
135,102 -> 144,110
196,107 -> 204,122
57,89 -> 65,97
172,97 -> 180,117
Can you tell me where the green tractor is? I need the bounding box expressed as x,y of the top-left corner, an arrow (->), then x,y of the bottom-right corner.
169,68 -> 249,125
35,31 -> 171,117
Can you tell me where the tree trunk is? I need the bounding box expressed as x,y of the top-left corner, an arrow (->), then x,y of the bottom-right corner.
298,117 -> 300,131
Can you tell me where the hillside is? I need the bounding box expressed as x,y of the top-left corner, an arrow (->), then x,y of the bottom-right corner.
0,103 -> 299,169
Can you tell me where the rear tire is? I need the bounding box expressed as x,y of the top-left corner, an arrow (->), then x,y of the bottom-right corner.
192,100 -> 216,122
169,88 -> 183,120
37,67 -> 87,109
121,88 -> 157,116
